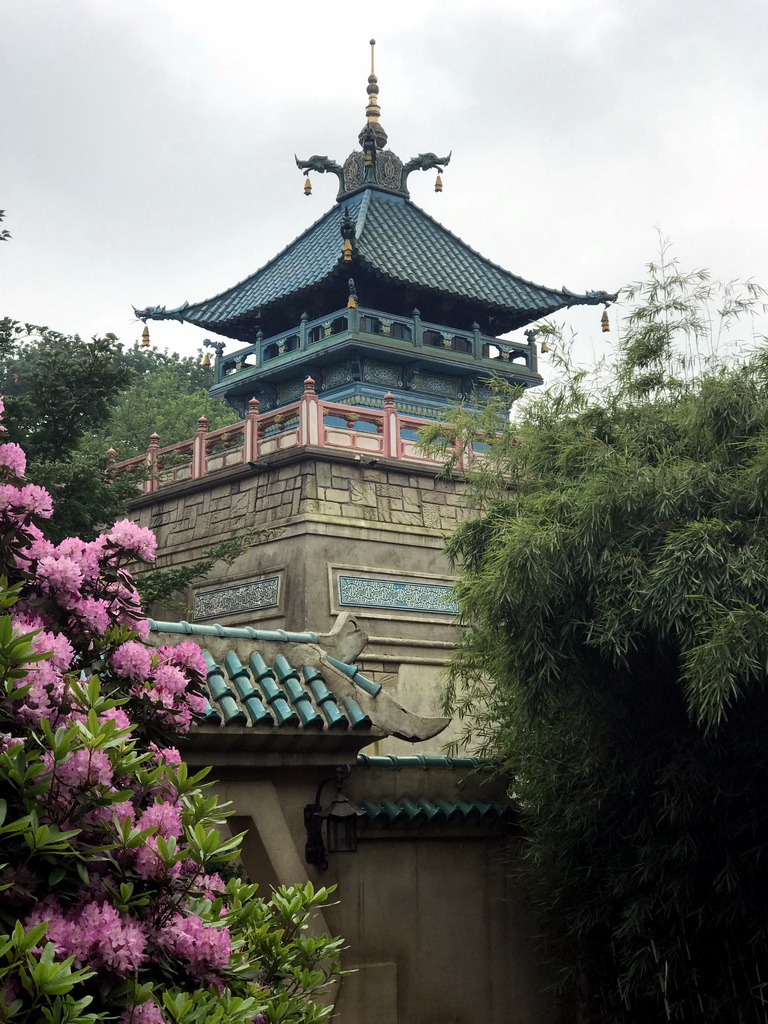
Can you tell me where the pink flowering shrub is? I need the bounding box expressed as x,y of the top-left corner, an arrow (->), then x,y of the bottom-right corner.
0,395 -> 342,1024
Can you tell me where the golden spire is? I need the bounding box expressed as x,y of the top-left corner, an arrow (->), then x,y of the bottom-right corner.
360,38 -> 388,150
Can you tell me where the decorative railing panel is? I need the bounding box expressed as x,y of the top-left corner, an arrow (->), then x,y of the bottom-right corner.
212,305 -> 538,386
111,379 -> 458,494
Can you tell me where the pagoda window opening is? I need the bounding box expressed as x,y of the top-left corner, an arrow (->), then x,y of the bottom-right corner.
389,321 -> 412,341
361,315 -> 383,335
307,320 -> 348,345
263,343 -> 280,361
424,329 -> 471,354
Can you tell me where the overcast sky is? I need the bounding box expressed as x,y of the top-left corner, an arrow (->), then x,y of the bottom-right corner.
3,0 -> 767,372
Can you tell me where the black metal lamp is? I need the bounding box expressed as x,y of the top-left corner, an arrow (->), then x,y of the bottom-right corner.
304,765 -> 365,870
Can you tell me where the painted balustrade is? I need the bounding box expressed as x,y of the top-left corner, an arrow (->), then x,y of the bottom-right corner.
112,378 -> 452,494
213,306 -> 538,385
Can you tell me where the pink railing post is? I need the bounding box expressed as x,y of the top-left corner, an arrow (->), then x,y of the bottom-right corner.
192,416 -> 209,479
383,393 -> 399,459
146,433 -> 160,493
244,398 -> 260,463
299,376 -> 322,447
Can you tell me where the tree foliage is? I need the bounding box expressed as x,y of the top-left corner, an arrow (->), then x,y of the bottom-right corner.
0,398 -> 342,1023
0,320 -> 236,542
424,246 -> 768,1022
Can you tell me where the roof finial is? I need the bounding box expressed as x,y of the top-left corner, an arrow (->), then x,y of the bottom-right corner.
360,38 -> 387,150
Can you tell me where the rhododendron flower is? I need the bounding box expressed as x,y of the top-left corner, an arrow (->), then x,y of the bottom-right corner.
151,663 -> 188,696
14,660 -> 66,725
107,519 -> 157,561
0,441 -> 26,477
68,596 -> 111,633
26,900 -> 147,972
158,642 -> 208,679
15,483 -> 54,517
56,536 -> 105,581
120,1002 -> 165,1024
138,800 -> 182,839
198,871 -> 225,900
134,836 -> 183,881
111,640 -> 153,681
43,747 -> 114,790
156,912 -> 231,974
37,554 -> 83,596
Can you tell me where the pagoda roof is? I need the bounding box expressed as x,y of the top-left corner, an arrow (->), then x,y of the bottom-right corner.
134,187 -> 615,337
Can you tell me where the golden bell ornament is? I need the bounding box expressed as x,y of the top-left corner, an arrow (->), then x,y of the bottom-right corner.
202,352 -> 211,367
342,238 -> 353,263
540,341 -> 550,354
434,173 -> 443,193
303,177 -> 312,196
601,309 -> 610,333
140,326 -> 150,348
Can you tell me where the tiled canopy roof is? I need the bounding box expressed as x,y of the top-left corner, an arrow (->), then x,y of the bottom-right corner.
134,188 -> 615,331
148,619 -> 448,754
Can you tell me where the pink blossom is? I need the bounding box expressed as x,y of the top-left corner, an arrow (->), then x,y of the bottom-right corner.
155,912 -> 231,974
26,900 -> 147,972
111,641 -> 153,681
19,623 -> 75,671
101,706 -> 132,732
37,554 -> 83,595
56,536 -> 105,582
69,596 -> 111,633
138,800 -> 182,839
14,660 -> 66,725
0,733 -> 25,753
158,642 -> 208,678
198,872 -> 225,900
44,748 -> 114,790
17,521 -> 56,561
107,519 -> 157,562
17,483 -> 54,517
134,836 -> 182,881
150,744 -> 183,765
0,441 -> 26,477
151,663 -> 188,696
120,1002 -> 165,1024
0,483 -> 20,511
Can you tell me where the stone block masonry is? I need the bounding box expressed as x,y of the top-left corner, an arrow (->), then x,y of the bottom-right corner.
127,446 -> 471,756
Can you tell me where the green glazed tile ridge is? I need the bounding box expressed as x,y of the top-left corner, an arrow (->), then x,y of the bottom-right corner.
148,619 -> 318,644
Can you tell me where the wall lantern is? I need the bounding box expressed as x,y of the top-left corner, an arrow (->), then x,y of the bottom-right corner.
304,765 -> 365,870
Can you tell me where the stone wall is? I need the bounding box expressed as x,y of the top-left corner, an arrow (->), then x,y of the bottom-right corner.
129,446 -> 475,754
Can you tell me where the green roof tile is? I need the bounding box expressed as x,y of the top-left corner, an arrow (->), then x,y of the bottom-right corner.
356,753 -> 487,769
303,667 -> 348,730
148,620 -> 445,741
248,653 -> 298,727
358,797 -> 516,827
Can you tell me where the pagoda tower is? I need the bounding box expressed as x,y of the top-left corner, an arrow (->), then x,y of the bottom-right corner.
128,43 -> 615,755
135,40 -> 613,423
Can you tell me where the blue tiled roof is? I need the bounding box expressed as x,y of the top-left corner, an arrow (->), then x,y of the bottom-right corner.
135,188 -> 615,329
